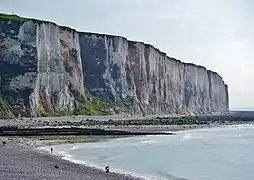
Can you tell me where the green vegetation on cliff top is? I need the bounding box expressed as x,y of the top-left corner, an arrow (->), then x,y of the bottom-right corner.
0,13 -> 28,22
0,13 -> 74,32
0,97 -> 13,117
0,13 -> 47,23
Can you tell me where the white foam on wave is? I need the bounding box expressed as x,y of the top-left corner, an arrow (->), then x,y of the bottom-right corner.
58,150 -> 68,156
37,146 -> 55,154
85,144 -> 112,148
154,169 -> 189,180
70,145 -> 79,150
53,147 -> 164,180
182,133 -> 192,140
140,140 -> 152,145
37,146 -> 49,152
141,136 -> 171,145
36,146 -> 74,159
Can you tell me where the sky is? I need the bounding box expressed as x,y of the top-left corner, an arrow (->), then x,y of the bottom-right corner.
1,0 -> 254,109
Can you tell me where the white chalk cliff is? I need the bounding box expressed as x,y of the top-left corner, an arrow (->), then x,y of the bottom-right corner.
0,14 -> 229,117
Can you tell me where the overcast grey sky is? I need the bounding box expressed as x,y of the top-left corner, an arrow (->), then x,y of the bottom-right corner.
1,0 -> 254,109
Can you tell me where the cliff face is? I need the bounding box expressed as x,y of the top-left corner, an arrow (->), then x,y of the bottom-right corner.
0,14 -> 229,117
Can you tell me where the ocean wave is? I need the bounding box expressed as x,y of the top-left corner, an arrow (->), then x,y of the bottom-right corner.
140,140 -> 152,145
70,145 -> 80,150
56,150 -> 73,159
74,144 -> 113,149
182,133 -> 192,140
154,168 -> 189,180
37,146 -> 50,152
53,147 -> 163,180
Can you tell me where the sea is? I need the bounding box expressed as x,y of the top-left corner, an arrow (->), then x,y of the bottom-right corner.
40,124 -> 254,180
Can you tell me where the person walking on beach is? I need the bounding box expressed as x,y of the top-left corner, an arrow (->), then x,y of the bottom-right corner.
105,165 -> 109,173
54,164 -> 59,169
51,148 -> 53,153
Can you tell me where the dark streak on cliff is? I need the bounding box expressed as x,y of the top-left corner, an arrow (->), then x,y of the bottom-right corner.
0,13 -> 229,117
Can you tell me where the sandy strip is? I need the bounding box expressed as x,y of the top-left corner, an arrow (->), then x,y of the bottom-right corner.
0,143 -> 143,180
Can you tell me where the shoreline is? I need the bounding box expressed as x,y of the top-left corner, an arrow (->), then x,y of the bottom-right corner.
37,143 -> 161,180
32,123 -> 252,180
2,111 -> 254,129
1,112 -> 254,180
0,123 -> 226,147
1,134 -> 150,180
1,112 -> 252,138
0,124 -> 200,180
0,143 -> 145,180
1,132 -> 172,180
1,123 -> 253,180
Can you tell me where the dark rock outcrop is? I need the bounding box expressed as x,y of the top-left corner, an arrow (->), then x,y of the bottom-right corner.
0,14 -> 229,117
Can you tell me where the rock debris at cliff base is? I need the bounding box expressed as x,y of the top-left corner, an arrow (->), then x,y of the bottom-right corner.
0,14 -> 229,117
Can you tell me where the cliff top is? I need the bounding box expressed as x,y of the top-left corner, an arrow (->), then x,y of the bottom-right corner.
0,13 -> 48,23
0,13 -> 224,83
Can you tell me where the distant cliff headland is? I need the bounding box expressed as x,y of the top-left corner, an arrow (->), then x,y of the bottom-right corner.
0,13 -> 229,118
